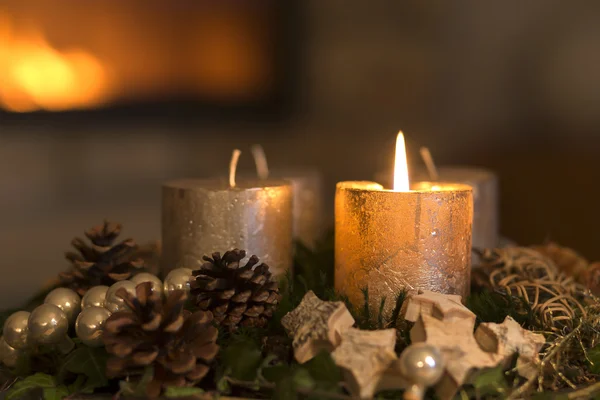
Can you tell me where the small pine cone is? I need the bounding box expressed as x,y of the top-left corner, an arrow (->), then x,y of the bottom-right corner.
59,221 -> 144,296
532,242 -> 589,282
103,282 -> 219,398
190,249 -> 280,331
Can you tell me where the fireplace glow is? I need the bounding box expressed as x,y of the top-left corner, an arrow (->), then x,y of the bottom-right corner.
0,14 -> 112,112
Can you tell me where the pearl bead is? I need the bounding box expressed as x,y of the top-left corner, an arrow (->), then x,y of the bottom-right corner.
0,336 -> 20,367
28,304 -> 69,345
2,311 -> 30,349
130,273 -> 163,296
105,281 -> 137,313
163,268 -> 193,298
81,285 -> 109,309
44,288 -> 81,325
75,307 -> 111,347
399,343 -> 444,386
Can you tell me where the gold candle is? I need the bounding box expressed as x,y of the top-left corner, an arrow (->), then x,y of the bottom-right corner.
161,151 -> 293,277
335,134 -> 473,316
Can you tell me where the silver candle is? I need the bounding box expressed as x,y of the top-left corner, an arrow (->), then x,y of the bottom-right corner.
376,166 -> 499,252
268,168 -> 324,248
161,179 -> 293,278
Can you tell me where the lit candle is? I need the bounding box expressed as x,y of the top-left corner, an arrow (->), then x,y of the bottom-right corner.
335,133 -> 473,316
251,145 -> 324,248
161,150 -> 293,277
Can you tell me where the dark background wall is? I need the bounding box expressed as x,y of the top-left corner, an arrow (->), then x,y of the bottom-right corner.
1,1 -> 599,307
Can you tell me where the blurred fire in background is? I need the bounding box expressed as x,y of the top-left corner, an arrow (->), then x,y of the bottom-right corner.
0,1 -> 280,113
0,12 -> 111,112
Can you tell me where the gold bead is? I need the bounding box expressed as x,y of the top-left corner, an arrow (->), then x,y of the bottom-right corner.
0,336 -> 20,367
130,273 -> 163,296
3,311 -> 30,350
75,307 -> 111,347
81,286 -> 109,309
28,304 -> 69,344
105,281 -> 137,313
163,268 -> 193,298
44,288 -> 81,325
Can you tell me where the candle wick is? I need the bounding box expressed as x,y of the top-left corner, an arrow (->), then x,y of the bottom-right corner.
251,144 -> 270,180
229,149 -> 242,188
420,147 -> 439,181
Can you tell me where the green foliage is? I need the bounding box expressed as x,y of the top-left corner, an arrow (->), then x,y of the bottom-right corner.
467,290 -> 540,329
164,386 -> 205,397
6,373 -> 69,400
293,231 -> 335,300
221,339 -> 264,382
472,365 -> 508,397
588,344 -> 600,374
263,352 -> 344,400
119,365 -> 154,397
57,343 -> 109,393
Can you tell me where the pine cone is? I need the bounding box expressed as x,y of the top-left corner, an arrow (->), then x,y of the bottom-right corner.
103,282 -> 219,398
191,249 -> 280,331
59,221 -> 144,296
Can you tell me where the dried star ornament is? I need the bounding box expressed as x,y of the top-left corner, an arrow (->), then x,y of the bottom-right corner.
404,289 -> 475,323
407,290 -> 547,400
281,290 -> 355,363
411,313 -> 500,400
331,328 -> 397,399
474,316 -> 545,379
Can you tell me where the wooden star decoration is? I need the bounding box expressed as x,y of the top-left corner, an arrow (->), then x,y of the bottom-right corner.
331,327 -> 397,399
411,314 -> 501,400
404,290 -> 475,323
474,316 -> 545,379
281,290 -> 355,364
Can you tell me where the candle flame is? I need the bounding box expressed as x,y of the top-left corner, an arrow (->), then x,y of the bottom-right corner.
394,131 -> 410,191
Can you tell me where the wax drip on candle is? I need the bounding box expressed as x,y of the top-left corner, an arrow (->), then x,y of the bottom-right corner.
394,131 -> 410,191
419,147 -> 439,181
251,144 -> 270,180
229,149 -> 242,188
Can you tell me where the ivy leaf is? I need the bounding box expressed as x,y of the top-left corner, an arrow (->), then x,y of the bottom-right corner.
68,375 -> 87,394
6,373 -> 58,400
262,365 -> 290,384
119,366 -> 154,397
164,386 -> 204,397
221,340 -> 263,381
588,344 -> 600,374
292,368 -> 314,390
60,345 -> 109,392
472,366 -> 507,396
43,385 -> 70,400
273,375 -> 298,400
304,352 -> 342,387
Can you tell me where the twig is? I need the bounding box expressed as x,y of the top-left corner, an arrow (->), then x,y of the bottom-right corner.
225,377 -> 352,400
568,381 -> 600,399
